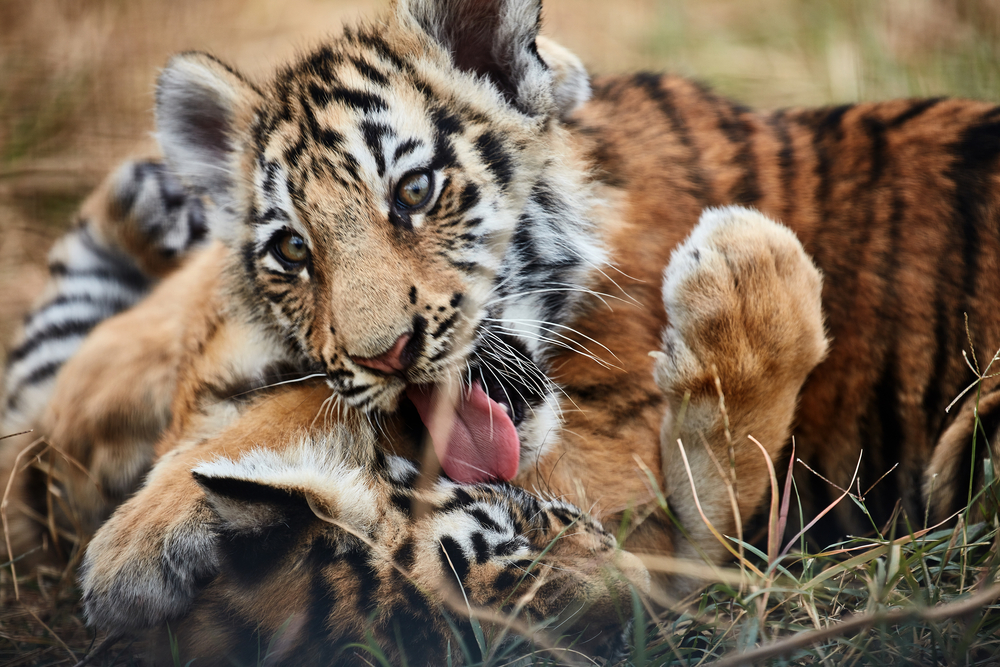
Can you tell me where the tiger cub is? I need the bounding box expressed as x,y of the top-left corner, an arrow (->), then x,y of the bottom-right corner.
4,0 -> 1000,659
0,158 -> 648,663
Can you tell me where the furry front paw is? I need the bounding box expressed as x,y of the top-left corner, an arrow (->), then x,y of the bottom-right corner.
80,493 -> 218,631
654,206 -> 828,404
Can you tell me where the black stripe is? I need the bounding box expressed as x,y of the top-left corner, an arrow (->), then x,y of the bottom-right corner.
810,104 -> 854,217
695,83 -> 759,205
28,293 -> 133,318
361,121 -> 394,177
865,358 -> 905,523
439,488 -> 474,513
951,114 -> 1000,307
924,112 -> 1000,434
432,107 -> 463,136
354,31 -> 411,72
253,207 -> 290,226
470,532 -> 490,564
474,132 -> 513,191
455,183 -> 480,217
8,360 -> 63,396
393,538 -> 416,569
431,312 -> 458,339
7,318 -> 104,364
318,128 -> 344,150
328,87 -> 388,113
302,44 -> 341,79
48,267 -> 151,295
340,152 -> 361,183
338,383 -> 370,398
393,138 -> 420,162
767,110 -> 796,224
343,542 -> 380,613
631,73 -> 710,202
494,538 -> 525,557
492,566 -> 518,593
438,536 -> 470,584
468,507 -> 503,533
887,97 -> 944,128
350,56 -> 389,86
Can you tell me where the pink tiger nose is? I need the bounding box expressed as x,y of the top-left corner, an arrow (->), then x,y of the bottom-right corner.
351,333 -> 413,374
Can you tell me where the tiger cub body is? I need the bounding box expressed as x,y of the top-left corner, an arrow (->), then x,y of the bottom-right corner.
2,0 -> 1000,661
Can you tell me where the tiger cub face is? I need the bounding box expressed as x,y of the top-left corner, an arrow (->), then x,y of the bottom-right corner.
155,0 -> 603,482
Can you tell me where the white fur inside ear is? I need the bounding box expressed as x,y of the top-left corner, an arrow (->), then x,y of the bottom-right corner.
155,54 -> 249,208
193,429 -> 381,534
398,0 -> 555,117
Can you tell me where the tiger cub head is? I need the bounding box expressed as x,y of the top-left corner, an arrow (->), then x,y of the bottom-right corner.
155,0 -> 604,482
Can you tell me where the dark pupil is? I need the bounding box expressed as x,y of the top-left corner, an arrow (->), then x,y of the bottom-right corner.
399,173 -> 430,207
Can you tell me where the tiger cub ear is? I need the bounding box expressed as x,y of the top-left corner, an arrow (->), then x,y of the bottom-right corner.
397,0 -> 556,117
191,441 -> 380,537
535,36 -> 591,120
155,52 -> 262,221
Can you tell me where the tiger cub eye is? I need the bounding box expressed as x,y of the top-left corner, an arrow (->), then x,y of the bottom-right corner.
395,171 -> 432,209
273,232 -> 309,265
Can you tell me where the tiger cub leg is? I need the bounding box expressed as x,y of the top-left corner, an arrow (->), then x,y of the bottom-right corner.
653,206 -> 829,565
0,158 -> 205,563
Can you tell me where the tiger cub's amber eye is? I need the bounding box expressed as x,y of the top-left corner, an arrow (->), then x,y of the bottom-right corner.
395,171 -> 432,209
275,232 -> 309,265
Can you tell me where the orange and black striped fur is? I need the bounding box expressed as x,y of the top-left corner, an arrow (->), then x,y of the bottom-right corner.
2,0 -> 999,661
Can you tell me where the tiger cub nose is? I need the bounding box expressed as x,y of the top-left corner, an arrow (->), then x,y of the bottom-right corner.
351,333 -> 413,374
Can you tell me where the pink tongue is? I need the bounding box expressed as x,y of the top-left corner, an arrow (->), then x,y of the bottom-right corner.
405,382 -> 520,484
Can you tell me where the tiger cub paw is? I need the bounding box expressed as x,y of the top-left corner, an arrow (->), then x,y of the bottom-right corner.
85,158 -> 208,276
80,478 -> 219,631
654,206 -> 828,406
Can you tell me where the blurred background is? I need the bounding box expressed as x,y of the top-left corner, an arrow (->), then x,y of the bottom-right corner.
2,0 -> 1000,355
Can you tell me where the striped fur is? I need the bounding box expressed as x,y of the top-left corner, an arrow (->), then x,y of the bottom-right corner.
141,434 -> 645,665
1,159 -> 206,433
0,159 -> 207,560
4,0 -> 1000,661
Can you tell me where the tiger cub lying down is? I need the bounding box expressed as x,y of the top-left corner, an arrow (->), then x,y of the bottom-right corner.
5,0 -> 1000,661
1,160 -> 649,662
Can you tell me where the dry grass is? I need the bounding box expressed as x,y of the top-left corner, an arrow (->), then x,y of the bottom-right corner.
3,1 -> 1000,665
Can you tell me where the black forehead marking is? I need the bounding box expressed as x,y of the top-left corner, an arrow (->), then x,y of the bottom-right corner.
350,56 -> 390,87
360,120 -> 395,178
351,31 -> 414,74
283,133 -> 307,170
432,106 -> 463,136
253,207 -> 290,227
260,159 -> 280,197
475,131 -> 513,191
318,128 -> 345,151
308,83 -> 334,108
393,138 -> 421,162
304,45 -> 343,77
323,87 -> 389,114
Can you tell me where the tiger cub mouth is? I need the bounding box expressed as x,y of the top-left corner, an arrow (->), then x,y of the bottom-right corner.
401,345 -> 545,485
